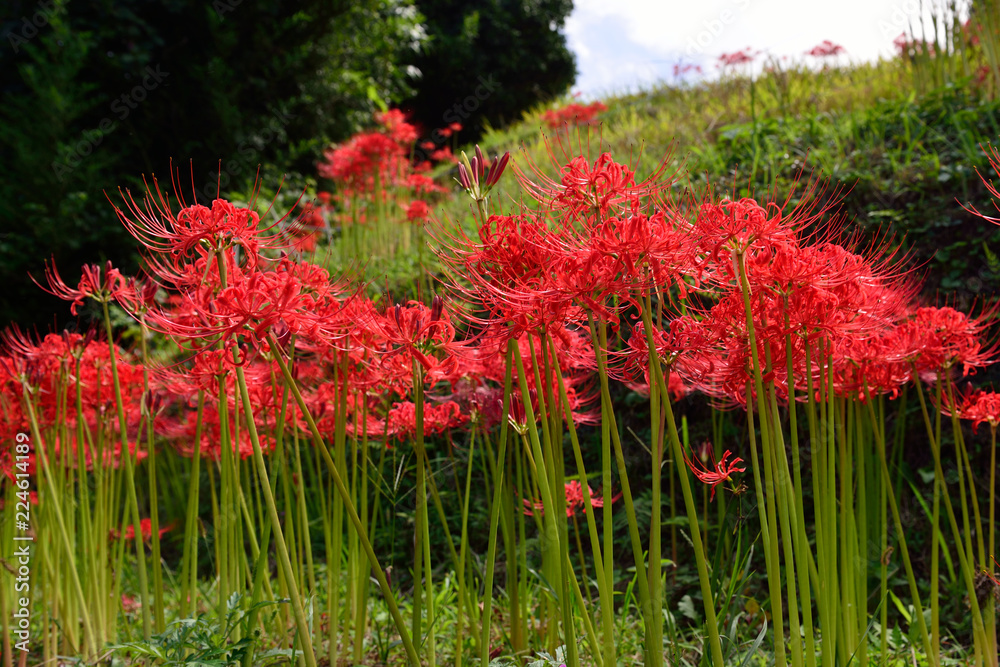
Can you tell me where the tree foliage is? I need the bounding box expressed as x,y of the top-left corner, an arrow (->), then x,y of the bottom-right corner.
400,0 -> 576,145
0,0 -> 425,328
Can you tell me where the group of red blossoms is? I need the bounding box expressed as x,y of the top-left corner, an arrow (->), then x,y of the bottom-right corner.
3,137 -> 1000,509
440,144 -> 1000,463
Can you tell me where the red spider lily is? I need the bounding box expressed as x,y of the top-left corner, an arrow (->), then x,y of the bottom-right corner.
376,109 -> 419,145
110,518 -> 172,543
318,110 -> 419,196
616,322 -> 692,399
541,101 -> 608,129
805,40 -> 846,58
555,153 -> 637,217
893,33 -> 935,60
693,197 -> 797,259
405,172 -> 447,196
430,146 -> 457,164
143,268 -> 308,354
582,207 -> 697,297
369,296 -> 462,378
116,276 -> 162,315
673,63 -> 702,78
523,479 -> 621,517
142,257 -> 350,363
1,329 -> 149,452
164,403 -> 275,461
717,48 -> 758,68
832,329 -> 914,400
683,446 -> 746,501
113,174 -> 291,268
513,148 -> 678,224
898,305 -> 998,377
439,147 -> 686,341
938,386 -> 1000,433
374,400 -> 468,439
403,200 -> 430,223
319,131 -> 405,194
963,142 -> 1000,224
34,260 -> 130,315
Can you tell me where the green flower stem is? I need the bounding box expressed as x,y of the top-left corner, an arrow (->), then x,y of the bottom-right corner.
585,314 -> 656,664
422,447 -> 483,654
232,355 -> 317,667
331,353 -> 350,664
268,333 -> 421,666
987,424 -> 998,667
863,393 -> 936,667
733,251 -> 786,667
70,355 -> 100,643
782,323 -> 816,667
138,316 -> 165,633
878,398 -> 889,667
548,331 -> 616,666
511,341 -> 571,663
911,375 -> 987,667
639,304 -> 724,667
19,381 -> 97,657
637,295 -> 665,667
100,299 -> 152,641
526,333 -> 578,664
455,422 -> 478,666
180,391 -> 205,619
411,361 -> 434,663
481,339 -> 515,667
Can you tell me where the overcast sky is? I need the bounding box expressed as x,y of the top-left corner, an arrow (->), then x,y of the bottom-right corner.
564,0 -> 962,97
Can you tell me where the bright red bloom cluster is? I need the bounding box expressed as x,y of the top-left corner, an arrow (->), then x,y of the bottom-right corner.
805,40 -> 846,58
523,480 -> 621,518
718,48 -> 758,68
8,127 -> 1000,536
541,101 -> 608,129
0,329 -> 148,468
940,388 -> 1000,433
110,518 -> 172,543
318,109 -> 450,200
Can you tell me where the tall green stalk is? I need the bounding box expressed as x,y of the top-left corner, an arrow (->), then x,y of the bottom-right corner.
268,333 -> 421,666
100,300 -> 152,641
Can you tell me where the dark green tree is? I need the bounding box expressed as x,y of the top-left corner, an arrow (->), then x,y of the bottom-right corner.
400,0 -> 576,147
0,0 -> 425,328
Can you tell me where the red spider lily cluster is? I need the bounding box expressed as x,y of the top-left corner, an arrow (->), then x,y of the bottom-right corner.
438,139 -> 1000,497
0,329 -> 148,473
673,63 -> 703,78
6,132 -> 1000,545
523,480 -> 621,518
717,48 -> 758,68
110,518 -> 172,543
3,155 -> 599,474
939,386 -> 1000,433
893,33 -> 937,60
541,101 -> 608,129
316,109 -> 452,240
804,40 -> 846,58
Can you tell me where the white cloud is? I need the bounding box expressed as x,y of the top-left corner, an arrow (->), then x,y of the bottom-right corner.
565,0 -> 964,96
